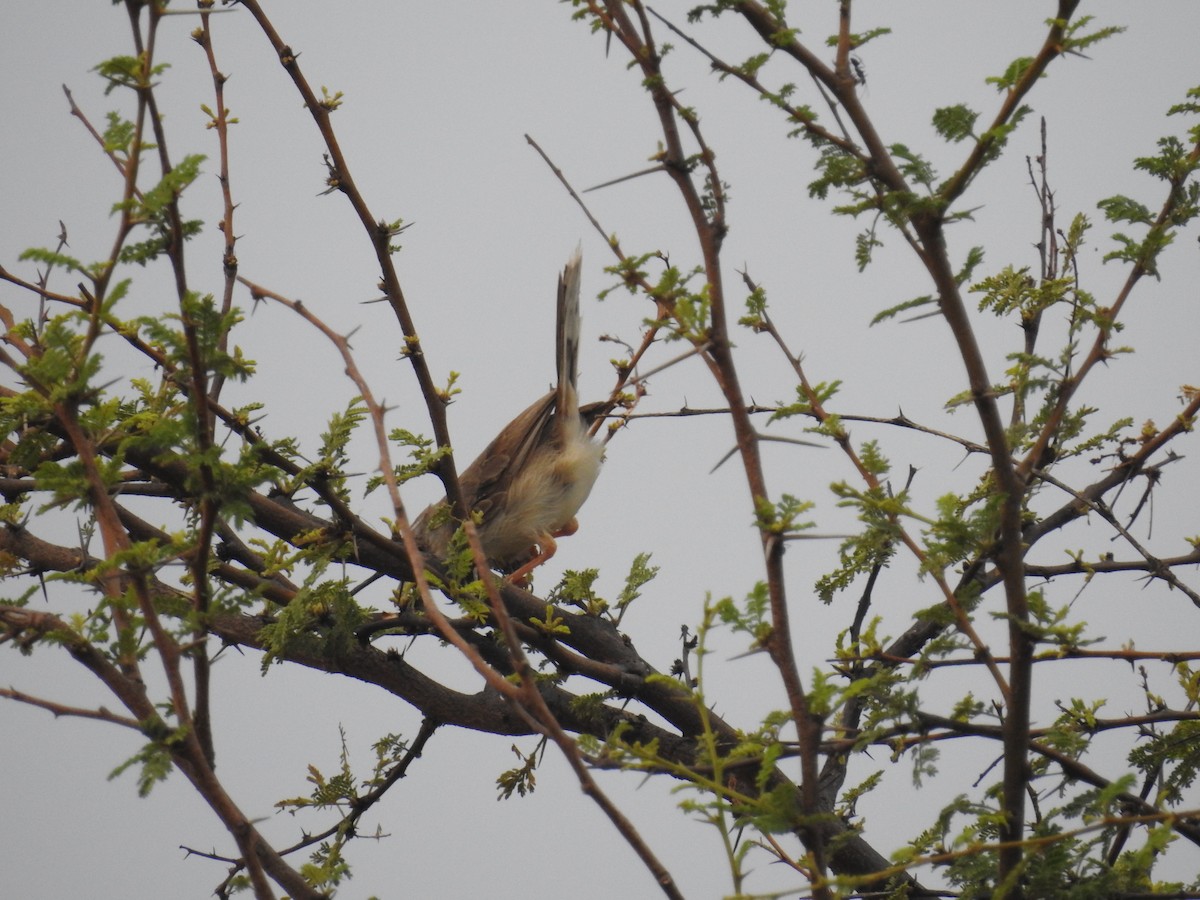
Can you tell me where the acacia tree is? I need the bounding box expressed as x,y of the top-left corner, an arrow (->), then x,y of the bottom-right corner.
2,2 -> 1199,898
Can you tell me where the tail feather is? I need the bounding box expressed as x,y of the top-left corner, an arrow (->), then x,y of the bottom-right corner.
556,245 -> 583,418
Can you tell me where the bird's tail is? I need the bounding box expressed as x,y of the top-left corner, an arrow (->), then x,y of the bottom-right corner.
556,245 -> 583,416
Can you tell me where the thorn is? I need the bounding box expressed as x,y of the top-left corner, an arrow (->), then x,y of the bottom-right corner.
583,165 -> 666,194
709,444 -> 738,474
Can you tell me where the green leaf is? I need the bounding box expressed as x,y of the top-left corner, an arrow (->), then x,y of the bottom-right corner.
889,143 -> 936,189
101,111 -> 136,155
140,153 -> 206,215
854,228 -> 883,271
932,104 -> 979,143
17,246 -> 87,275
823,27 -> 892,49
1098,194 -> 1153,225
616,553 -> 658,613
955,246 -> 985,286
985,56 -> 1034,92
871,295 -> 934,326
1058,15 -> 1125,56
108,727 -> 183,797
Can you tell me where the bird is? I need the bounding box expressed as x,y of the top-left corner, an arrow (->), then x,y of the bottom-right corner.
413,247 -> 604,583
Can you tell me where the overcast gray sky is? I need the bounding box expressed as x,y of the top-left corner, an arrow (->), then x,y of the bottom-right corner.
2,3 -> 1199,898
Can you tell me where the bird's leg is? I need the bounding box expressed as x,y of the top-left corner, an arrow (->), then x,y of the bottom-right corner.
506,533 -> 560,585
552,517 -> 580,539
504,518 -> 581,584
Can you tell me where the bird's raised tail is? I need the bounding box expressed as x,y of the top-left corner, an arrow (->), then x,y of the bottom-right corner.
556,245 -> 583,419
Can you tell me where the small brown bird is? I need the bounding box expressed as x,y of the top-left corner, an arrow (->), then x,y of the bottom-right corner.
413,248 -> 603,583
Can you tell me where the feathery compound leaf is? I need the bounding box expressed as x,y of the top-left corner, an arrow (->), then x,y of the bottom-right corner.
933,104 -> 980,143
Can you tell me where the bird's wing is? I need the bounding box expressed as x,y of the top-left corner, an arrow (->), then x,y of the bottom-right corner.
460,390 -> 557,516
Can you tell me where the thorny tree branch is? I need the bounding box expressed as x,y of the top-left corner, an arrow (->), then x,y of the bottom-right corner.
235,0 -> 468,526
616,0 -> 1200,893
584,1 -> 830,889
